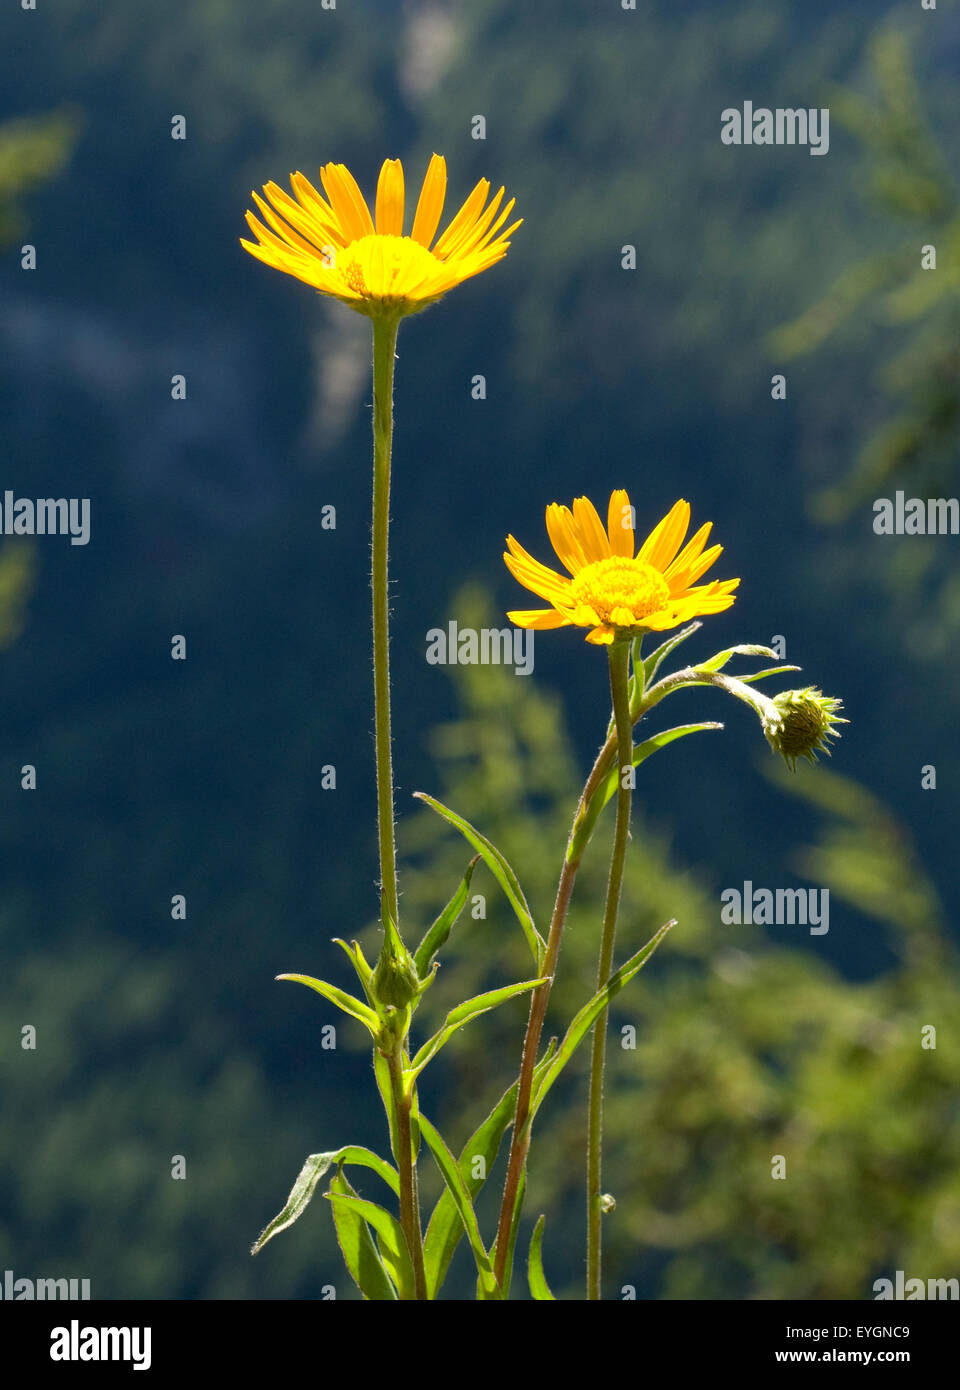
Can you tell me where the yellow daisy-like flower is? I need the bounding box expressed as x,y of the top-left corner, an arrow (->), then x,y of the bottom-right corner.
504,491 -> 740,645
240,154 -> 520,318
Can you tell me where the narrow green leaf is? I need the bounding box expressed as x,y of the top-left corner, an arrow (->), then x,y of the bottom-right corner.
423,1040 -> 557,1298
413,792 -> 546,968
328,1169 -> 398,1301
731,664 -> 801,685
251,1145 -> 399,1254
528,1215 -> 556,1300
641,621 -> 702,690
326,1192 -> 414,1300
407,977 -> 547,1080
276,973 -> 380,1035
571,725 -> 722,859
418,1113 -> 501,1300
413,856 -> 480,977
332,938 -> 375,1005
500,1162 -> 526,1301
694,643 -> 779,674
532,920 -> 676,1120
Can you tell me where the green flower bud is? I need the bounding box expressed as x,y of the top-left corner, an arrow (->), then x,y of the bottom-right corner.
371,915 -> 420,1013
762,687 -> 847,771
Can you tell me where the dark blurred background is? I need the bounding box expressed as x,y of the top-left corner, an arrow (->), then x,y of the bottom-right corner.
1,0 -> 958,1299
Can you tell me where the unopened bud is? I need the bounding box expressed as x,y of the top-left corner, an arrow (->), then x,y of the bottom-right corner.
762,687 -> 847,771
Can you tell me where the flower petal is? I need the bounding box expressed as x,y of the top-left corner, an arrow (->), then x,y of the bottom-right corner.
411,154 -> 447,248
607,489 -> 634,557
375,158 -> 405,236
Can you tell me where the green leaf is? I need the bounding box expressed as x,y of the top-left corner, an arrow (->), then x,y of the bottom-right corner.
328,1169 -> 398,1301
532,920 -> 676,1120
413,855 -> 480,977
413,792 -> 546,968
422,1040 -> 557,1299
251,1146 -> 399,1254
641,621 -> 702,690
500,1162 -> 526,1301
276,973 -> 380,1035
570,725 -> 722,860
418,1114 -> 502,1300
528,1215 -> 556,1300
326,1192 -> 414,1300
731,665 -> 801,685
694,643 -> 779,674
408,977 -> 548,1079
332,938 -> 375,1004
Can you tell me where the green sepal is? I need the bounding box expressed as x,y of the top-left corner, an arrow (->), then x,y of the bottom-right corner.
251,1145 -> 399,1255
532,920 -> 676,1120
422,1040 -> 557,1298
328,1167 -> 398,1301
325,1191 -> 415,1300
276,972 -> 380,1036
528,1215 -> 556,1300
413,855 -> 480,978
418,1113 -> 502,1300
414,792 -> 546,969
407,977 -> 548,1080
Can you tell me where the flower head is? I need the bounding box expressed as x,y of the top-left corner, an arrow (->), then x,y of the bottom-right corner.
504,491 -> 739,644
762,687 -> 847,770
241,154 -> 520,318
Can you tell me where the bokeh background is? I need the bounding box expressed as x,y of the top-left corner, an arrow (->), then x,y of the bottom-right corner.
1,0 -> 958,1299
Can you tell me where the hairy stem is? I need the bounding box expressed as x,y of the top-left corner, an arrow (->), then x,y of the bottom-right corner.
586,639 -> 633,1300
385,1048 -> 427,1300
492,721 -> 620,1289
371,316 -> 401,931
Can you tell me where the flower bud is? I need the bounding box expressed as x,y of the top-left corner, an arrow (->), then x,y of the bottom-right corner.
371,916 -> 420,1013
762,687 -> 847,771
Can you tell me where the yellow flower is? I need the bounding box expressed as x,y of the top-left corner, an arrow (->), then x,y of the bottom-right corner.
240,154 -> 520,318
504,491 -> 740,645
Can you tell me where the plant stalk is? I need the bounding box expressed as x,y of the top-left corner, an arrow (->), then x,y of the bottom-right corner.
586,639 -> 634,1299
371,315 -> 401,932
385,1047 -> 427,1300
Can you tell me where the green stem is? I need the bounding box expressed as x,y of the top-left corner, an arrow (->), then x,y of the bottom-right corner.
371,315 -> 401,932
492,723 -> 620,1289
385,1047 -> 427,1300
586,640 -> 633,1300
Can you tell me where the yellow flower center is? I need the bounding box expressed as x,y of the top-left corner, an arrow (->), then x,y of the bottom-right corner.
569,556 -> 671,629
337,234 -> 439,302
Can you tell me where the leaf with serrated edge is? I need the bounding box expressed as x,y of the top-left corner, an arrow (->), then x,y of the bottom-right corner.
251,1145 -> 398,1254
528,1215 -> 556,1300
408,977 -> 547,1079
328,1169 -> 397,1301
413,793 -> 546,968
531,921 -> 675,1120
418,1114 -> 501,1300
